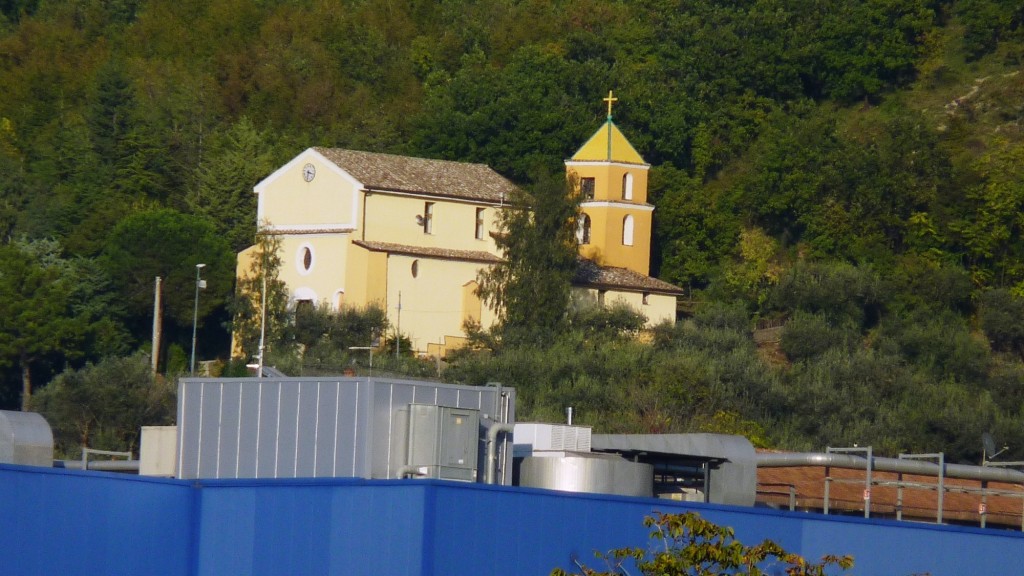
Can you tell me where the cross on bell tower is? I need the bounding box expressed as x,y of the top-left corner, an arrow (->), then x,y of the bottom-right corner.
603,90 -> 618,119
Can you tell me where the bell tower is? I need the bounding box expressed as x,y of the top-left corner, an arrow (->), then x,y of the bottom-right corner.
566,91 -> 653,276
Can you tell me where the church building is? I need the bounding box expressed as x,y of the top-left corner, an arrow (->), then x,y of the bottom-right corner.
236,93 -> 682,358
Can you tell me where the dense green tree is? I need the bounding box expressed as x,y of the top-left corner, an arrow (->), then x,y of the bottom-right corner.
188,117 -> 280,252
277,302 -> 391,375
780,312 -> 859,362
649,165 -> 740,288
0,117 -> 25,241
766,262 -> 883,328
33,353 -> 175,457
957,0 -> 1024,60
0,0 -> 39,23
978,289 -> 1024,353
0,238 -> 122,410
949,138 -> 1024,288
812,0 -> 935,102
101,209 -> 234,340
476,171 -> 580,347
412,44 -> 610,180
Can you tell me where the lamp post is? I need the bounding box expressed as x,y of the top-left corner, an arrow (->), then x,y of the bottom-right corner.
190,263 -> 207,375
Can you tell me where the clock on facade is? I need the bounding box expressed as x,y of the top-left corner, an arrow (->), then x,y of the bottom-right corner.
302,163 -> 316,182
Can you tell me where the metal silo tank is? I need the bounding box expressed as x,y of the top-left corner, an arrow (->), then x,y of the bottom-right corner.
518,452 -> 653,497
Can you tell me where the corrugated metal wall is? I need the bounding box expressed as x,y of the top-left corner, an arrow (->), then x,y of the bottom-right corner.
177,377 -> 514,482
2,463 -> 1023,576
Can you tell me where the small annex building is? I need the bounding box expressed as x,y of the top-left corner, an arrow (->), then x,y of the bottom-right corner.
236,94 -> 683,357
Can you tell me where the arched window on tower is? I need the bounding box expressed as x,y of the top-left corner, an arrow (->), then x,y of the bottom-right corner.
622,173 -> 633,200
578,214 -> 592,245
622,215 -> 634,246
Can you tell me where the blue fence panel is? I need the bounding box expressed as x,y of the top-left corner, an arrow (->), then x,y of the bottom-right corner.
425,481 -> 1024,576
194,478 -> 428,576
0,464 -> 194,576
797,512 -> 1024,576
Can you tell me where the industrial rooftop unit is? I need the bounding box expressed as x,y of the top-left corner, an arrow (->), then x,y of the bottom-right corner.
176,377 -> 515,484
0,410 -> 53,467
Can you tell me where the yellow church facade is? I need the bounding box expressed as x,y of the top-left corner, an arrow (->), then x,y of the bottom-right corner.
236,96 -> 682,358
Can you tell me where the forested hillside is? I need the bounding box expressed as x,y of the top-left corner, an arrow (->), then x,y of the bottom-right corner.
2,0 -> 1024,462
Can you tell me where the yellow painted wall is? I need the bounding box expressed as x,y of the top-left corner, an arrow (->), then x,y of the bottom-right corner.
572,287 -> 676,326
362,194 -> 500,254
344,245 -> 388,309
259,153 -> 359,229
579,204 -> 652,275
567,163 -> 649,204
275,234 -> 351,307
384,254 -> 494,353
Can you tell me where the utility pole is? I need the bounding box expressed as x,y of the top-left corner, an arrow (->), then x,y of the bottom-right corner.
190,264 -> 206,376
151,276 -> 162,375
257,273 -> 267,378
395,291 -> 402,360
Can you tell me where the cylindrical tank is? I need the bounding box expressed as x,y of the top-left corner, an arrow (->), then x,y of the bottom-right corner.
518,452 -> 653,497
0,410 -> 54,467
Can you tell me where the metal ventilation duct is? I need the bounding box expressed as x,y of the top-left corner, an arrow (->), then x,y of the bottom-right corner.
591,433 -> 757,506
0,410 -> 53,467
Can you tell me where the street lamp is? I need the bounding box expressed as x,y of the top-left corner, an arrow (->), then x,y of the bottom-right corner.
190,263 -> 207,375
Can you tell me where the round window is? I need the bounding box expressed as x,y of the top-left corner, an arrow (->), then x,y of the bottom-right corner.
296,244 -> 315,275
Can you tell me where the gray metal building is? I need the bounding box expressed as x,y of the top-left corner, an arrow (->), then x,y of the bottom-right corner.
177,376 -> 515,484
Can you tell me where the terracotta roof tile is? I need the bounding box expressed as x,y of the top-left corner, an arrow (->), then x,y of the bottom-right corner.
353,240 -> 502,263
572,258 -> 684,295
315,147 -> 519,203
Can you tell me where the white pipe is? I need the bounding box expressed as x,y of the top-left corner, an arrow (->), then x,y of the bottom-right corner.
395,465 -> 429,479
485,422 -> 515,484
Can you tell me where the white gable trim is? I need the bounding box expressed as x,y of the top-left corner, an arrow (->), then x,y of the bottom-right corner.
255,148 -> 365,227
580,201 -> 654,212
565,160 -> 651,171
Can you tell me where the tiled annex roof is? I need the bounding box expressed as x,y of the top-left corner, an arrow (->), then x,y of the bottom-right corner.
352,240 -> 502,263
315,147 -> 519,203
573,258 -> 684,295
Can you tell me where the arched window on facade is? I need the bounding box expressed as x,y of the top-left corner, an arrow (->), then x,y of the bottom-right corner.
578,213 -> 592,245
622,173 -> 633,200
622,214 -> 634,246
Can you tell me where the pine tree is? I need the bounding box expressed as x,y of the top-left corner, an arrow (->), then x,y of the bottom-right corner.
476,171 -> 580,347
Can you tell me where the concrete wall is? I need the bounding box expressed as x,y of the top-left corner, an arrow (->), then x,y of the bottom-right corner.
2,463 -> 1022,576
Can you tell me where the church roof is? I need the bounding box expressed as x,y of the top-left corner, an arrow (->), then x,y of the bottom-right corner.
353,240 -> 502,263
315,147 -> 519,203
573,259 -> 684,295
570,120 -> 646,165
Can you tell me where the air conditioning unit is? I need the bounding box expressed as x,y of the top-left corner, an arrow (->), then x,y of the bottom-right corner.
513,423 -> 592,458
403,404 -> 480,482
